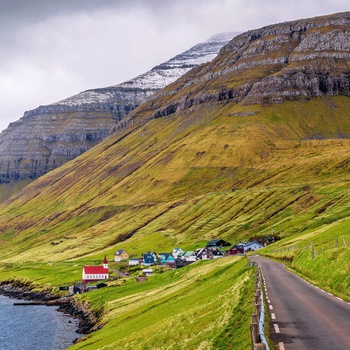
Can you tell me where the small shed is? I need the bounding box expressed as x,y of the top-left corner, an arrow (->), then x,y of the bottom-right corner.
143,269 -> 153,276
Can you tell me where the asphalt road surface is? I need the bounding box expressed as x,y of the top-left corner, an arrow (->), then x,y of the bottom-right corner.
252,256 -> 350,350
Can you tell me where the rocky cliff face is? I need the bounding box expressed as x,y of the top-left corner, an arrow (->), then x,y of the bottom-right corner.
0,33 -> 236,185
123,12 -> 350,125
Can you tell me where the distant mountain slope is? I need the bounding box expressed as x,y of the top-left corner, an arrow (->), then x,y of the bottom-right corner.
0,32 -> 237,195
1,13 -> 350,263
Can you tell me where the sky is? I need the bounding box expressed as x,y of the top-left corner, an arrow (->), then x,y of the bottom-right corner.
0,0 -> 349,132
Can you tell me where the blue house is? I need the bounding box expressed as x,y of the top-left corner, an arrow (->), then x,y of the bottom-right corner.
143,252 -> 157,266
160,253 -> 172,264
163,254 -> 175,267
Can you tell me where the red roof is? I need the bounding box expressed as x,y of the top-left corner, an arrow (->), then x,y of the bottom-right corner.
83,266 -> 108,274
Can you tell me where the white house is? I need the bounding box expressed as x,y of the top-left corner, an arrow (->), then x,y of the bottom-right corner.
129,258 -> 141,266
82,256 -> 109,283
183,251 -> 197,262
244,241 -> 264,252
172,247 -> 184,258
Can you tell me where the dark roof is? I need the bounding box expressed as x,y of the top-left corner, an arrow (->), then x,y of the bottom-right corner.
212,250 -> 224,255
207,239 -> 231,247
208,239 -> 220,244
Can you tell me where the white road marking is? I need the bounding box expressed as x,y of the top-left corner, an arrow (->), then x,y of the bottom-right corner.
274,323 -> 280,333
271,313 -> 276,320
279,341 -> 285,350
269,304 -> 274,310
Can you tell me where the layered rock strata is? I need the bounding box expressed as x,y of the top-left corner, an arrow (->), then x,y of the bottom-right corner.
0,33 -> 236,185
122,12 -> 350,125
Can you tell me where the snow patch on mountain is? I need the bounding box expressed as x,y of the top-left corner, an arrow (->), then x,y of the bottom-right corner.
53,32 -> 239,107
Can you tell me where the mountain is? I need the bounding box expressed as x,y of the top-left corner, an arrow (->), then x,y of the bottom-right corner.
120,11 -> 350,127
0,12 -> 350,265
0,32 -> 237,198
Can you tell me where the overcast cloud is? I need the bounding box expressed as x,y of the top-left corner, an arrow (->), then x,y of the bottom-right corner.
0,0 -> 348,131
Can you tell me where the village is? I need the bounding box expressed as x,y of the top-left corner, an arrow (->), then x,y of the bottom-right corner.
77,238 -> 269,292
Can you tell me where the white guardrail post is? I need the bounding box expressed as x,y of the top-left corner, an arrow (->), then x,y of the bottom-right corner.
250,259 -> 269,350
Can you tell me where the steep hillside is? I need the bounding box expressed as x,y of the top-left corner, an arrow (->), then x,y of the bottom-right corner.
0,12 -> 350,264
0,33 -> 236,200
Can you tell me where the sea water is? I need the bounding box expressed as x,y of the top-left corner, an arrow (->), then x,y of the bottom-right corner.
0,295 -> 79,350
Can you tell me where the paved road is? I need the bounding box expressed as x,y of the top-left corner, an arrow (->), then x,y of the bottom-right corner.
252,256 -> 350,350
108,267 -> 130,278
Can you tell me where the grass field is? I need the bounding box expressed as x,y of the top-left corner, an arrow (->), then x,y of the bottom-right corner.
0,256 -> 257,349
70,257 -> 255,350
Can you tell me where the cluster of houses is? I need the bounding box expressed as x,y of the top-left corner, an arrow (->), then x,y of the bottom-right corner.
118,239 -> 265,267
81,239 -> 265,285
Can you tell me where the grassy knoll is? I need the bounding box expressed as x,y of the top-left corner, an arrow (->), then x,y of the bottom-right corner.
70,257 -> 254,350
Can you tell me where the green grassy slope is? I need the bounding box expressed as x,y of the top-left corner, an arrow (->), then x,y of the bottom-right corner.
0,180 -> 31,202
1,97 -> 350,262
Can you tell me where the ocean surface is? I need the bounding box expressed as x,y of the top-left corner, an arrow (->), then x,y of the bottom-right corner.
0,295 -> 79,350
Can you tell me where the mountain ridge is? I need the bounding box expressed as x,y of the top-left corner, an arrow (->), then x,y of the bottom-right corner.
0,32 -> 238,198
112,11 -> 350,135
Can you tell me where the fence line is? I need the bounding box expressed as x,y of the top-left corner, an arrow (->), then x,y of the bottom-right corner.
271,234 -> 349,258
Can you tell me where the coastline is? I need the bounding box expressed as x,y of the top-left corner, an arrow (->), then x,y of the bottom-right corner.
0,281 -> 100,341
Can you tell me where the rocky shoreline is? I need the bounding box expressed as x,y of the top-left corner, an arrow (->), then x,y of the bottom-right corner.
0,282 -> 101,341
